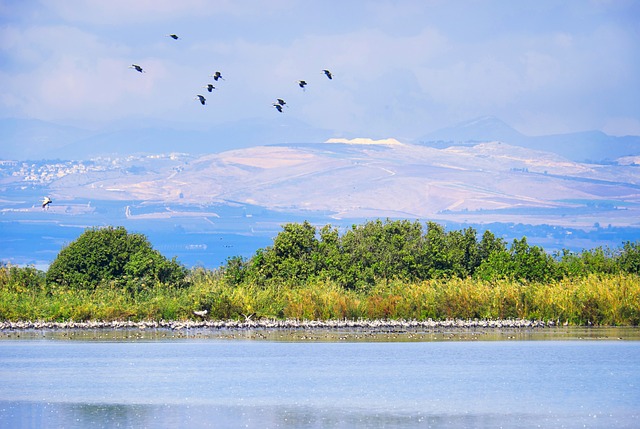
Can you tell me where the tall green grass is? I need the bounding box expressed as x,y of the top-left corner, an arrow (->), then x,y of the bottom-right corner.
1,268 -> 638,325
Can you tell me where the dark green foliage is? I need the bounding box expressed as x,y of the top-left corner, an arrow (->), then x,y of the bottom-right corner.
618,241 -> 640,274
248,221 -> 320,285
46,226 -> 188,289
222,255 -> 250,286
223,219 -> 640,289
556,246 -> 619,277
475,237 -> 560,282
340,219 -> 425,288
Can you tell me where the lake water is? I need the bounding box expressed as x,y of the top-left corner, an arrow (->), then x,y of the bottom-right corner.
0,334 -> 639,428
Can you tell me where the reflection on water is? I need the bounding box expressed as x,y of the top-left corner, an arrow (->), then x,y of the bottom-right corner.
3,325 -> 640,342
0,331 -> 639,428
3,401 -> 623,429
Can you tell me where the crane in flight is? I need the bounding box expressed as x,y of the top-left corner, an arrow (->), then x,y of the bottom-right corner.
322,69 -> 333,79
203,84 -> 216,93
211,71 -> 225,81
298,80 -> 307,90
167,34 -> 179,40
42,196 -> 52,210
195,94 -> 206,105
129,64 -> 144,73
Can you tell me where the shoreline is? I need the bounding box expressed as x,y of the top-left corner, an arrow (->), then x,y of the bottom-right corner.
0,318 -> 554,331
2,319 -> 639,342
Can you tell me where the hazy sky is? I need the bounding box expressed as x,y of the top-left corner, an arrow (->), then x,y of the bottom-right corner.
1,0 -> 639,144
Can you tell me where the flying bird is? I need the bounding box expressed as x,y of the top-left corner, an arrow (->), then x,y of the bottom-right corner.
276,98 -> 286,107
322,69 -> 333,79
167,34 -> 179,40
195,94 -> 206,105
129,64 -> 144,73
42,196 -> 52,209
298,80 -> 307,90
272,103 -> 283,112
203,84 -> 216,92
211,71 -> 225,81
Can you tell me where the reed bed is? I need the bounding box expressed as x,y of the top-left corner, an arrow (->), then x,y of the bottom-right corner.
1,273 -> 638,325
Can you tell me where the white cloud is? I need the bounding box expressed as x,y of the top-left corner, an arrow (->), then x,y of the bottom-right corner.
40,0 -> 297,25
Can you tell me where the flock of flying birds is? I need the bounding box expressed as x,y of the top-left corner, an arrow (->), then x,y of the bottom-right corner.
128,33 -> 334,112
40,33 -> 334,210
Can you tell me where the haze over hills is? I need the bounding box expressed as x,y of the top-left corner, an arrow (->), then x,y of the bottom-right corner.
419,116 -> 640,163
3,116 -> 640,163
0,117 -> 332,160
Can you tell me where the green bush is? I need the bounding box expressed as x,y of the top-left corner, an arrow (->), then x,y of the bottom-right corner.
618,241 -> 640,274
46,226 -> 188,289
224,219 -> 640,289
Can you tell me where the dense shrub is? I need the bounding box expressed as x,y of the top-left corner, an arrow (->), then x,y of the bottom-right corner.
617,241 -> 640,274
476,237 -> 560,282
223,219 -> 640,289
46,226 -> 187,290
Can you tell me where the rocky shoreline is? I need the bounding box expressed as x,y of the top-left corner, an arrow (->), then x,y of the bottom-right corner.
1,318 -> 551,331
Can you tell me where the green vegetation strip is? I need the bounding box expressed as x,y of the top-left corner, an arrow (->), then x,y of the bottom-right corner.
2,221 -> 639,326
1,271 -> 639,325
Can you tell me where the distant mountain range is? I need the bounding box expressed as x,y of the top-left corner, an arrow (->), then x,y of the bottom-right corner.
2,116 -> 639,163
418,116 -> 640,163
0,117 -> 331,160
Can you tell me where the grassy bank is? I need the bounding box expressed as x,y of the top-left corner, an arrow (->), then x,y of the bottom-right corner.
1,270 -> 638,325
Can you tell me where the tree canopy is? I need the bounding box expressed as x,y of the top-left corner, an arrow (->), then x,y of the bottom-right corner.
223,219 -> 640,289
46,226 -> 187,290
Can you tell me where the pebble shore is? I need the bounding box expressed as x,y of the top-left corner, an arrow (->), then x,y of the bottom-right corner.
0,318 -> 550,331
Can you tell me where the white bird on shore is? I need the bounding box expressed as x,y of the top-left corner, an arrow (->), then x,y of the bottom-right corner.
193,309 -> 208,318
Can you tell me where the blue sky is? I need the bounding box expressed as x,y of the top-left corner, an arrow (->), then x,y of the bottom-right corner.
1,0 -> 639,148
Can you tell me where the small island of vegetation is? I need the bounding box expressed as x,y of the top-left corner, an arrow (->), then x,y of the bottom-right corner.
1,220 -> 639,325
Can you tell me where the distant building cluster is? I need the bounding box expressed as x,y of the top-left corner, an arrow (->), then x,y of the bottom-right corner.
0,153 -> 189,186
4,161 -> 100,185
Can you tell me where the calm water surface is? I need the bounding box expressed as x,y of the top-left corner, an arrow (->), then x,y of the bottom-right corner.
0,335 -> 638,428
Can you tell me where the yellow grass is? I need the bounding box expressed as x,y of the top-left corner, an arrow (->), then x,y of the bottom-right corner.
1,270 -> 638,325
